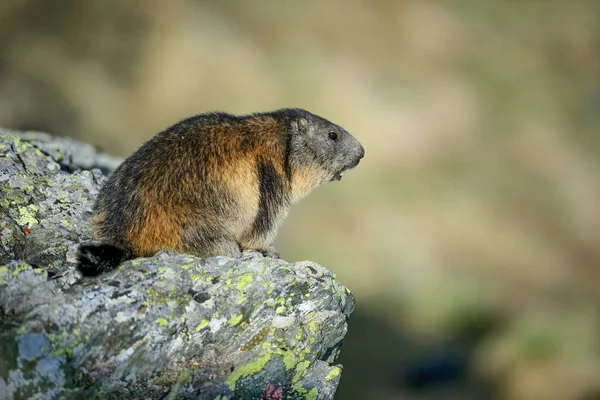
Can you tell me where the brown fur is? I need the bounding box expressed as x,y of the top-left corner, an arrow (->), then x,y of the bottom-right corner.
77,108 -> 364,275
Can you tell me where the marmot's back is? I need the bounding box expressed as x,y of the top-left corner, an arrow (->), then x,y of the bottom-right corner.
77,108 -> 364,276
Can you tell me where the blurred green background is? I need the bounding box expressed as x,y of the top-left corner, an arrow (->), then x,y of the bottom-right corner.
2,1 -> 600,399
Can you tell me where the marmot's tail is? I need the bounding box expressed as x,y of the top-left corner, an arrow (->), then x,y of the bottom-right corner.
76,243 -> 130,276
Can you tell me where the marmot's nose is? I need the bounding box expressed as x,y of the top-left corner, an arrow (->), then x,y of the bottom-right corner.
357,144 -> 365,160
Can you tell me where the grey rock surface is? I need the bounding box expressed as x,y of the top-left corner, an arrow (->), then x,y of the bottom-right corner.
0,131 -> 354,399
0,131 -> 115,272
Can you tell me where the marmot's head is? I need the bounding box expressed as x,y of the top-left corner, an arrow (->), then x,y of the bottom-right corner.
288,109 -> 364,184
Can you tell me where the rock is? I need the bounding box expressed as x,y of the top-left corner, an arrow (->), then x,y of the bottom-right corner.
0,130 -> 114,273
4,129 -> 122,173
0,131 -> 355,399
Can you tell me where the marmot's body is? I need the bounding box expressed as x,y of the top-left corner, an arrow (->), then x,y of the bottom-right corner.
77,108 -> 364,276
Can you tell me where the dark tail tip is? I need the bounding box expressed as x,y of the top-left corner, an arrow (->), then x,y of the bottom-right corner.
76,243 -> 128,276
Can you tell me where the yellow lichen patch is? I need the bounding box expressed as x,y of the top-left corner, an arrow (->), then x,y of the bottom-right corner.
0,266 -> 8,286
326,367 -> 341,381
226,351 -> 273,390
292,360 -> 311,384
195,319 -> 209,331
306,387 -> 318,400
16,205 -> 39,227
236,272 -> 254,290
283,351 -> 297,371
227,314 -> 243,327
11,264 -> 28,277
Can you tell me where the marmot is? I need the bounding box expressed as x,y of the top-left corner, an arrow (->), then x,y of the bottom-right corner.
77,108 -> 364,276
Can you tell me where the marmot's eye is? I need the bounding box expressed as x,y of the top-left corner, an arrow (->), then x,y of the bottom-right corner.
328,131 -> 338,141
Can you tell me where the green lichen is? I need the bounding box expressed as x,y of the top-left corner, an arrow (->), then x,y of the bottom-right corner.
226,351 -> 273,390
283,351 -> 297,371
3,188 -> 30,207
12,263 -> 28,277
275,306 -> 285,314
236,272 -> 254,290
326,367 -> 340,381
307,321 -> 319,333
227,314 -> 243,326
305,387 -> 318,400
156,318 -> 168,327
16,204 -> 39,227
0,266 -> 8,285
293,360 -> 311,384
144,283 -> 189,324
48,328 -> 82,358
33,267 -> 48,278
195,319 -> 209,331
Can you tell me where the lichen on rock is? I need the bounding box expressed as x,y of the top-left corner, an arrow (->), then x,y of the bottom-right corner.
0,131 -> 354,399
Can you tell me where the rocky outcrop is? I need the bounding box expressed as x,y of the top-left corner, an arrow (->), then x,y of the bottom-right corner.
0,132 -> 354,399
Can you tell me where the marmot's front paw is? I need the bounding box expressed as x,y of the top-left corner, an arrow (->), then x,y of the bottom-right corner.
260,246 -> 280,259
242,247 -> 280,259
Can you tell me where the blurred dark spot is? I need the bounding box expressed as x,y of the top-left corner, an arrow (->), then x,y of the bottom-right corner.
115,289 -> 132,298
337,304 -> 498,399
188,289 -> 210,304
404,352 -> 466,390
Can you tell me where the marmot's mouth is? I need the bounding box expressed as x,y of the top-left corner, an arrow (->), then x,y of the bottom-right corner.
330,157 -> 362,181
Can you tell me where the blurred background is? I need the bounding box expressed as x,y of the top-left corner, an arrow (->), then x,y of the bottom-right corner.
1,1 -> 599,398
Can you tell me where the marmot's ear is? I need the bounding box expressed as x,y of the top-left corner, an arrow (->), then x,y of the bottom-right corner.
292,118 -> 309,134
